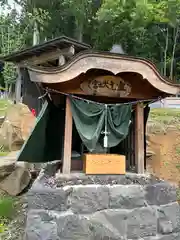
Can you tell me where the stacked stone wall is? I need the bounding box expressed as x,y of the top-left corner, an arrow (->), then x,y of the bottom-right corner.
25,169 -> 180,240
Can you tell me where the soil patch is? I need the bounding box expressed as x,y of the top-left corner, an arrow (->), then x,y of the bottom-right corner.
147,108 -> 180,185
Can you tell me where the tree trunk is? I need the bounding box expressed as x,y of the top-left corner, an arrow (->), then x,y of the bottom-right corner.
33,20 -> 40,46
170,26 -> 179,81
76,19 -> 83,42
164,27 -> 169,76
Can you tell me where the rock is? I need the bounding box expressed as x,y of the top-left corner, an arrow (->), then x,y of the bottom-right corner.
58,214 -> 121,240
109,185 -> 146,209
0,116 -> 5,127
145,182 -> 177,205
157,233 -> 180,240
0,161 -> 31,196
146,139 -> 156,157
55,172 -> 161,188
27,186 -> 68,211
146,149 -> 155,157
158,219 -> 173,235
126,207 -> 157,239
0,157 -> 16,179
67,185 -> 109,214
157,202 -> 180,234
89,209 -> 128,238
0,103 -> 35,151
89,221 -> 121,240
26,210 -> 59,240
25,172 -> 180,240
56,214 -> 93,240
27,209 -> 122,240
143,233 -> 180,239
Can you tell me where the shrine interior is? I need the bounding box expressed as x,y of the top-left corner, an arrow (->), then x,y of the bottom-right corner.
51,93 -> 145,173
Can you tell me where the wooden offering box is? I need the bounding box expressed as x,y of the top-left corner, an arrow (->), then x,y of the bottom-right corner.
83,154 -> 126,175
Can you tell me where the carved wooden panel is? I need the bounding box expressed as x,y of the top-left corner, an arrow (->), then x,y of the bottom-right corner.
80,75 -> 131,97
44,71 -> 165,100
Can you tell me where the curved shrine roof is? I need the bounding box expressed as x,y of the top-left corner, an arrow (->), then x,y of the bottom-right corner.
27,51 -> 180,95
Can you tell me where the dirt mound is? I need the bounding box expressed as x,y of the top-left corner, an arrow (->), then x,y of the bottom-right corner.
147,109 -> 180,185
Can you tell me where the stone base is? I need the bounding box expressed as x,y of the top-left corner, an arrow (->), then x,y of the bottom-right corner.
25,162 -> 180,240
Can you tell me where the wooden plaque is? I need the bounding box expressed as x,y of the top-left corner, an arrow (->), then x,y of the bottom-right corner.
83,154 -> 126,175
80,75 -> 131,97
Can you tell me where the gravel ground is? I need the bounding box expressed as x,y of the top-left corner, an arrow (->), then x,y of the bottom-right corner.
0,194 -> 27,240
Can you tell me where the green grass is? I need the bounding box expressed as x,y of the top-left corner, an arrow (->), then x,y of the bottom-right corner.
148,108 -> 180,133
0,197 -> 15,219
176,164 -> 180,170
0,196 -> 16,234
0,99 -> 11,117
149,108 -> 180,124
0,152 -> 9,157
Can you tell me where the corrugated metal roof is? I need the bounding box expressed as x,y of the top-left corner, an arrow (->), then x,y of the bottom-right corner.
1,36 -> 91,63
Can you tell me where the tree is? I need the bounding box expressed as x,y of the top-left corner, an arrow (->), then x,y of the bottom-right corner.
94,0 -> 180,81
0,9 -> 23,86
0,1 -> 50,87
1,0 -> 180,83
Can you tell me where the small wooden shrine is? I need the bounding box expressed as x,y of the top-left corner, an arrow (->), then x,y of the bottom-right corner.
2,36 -> 180,175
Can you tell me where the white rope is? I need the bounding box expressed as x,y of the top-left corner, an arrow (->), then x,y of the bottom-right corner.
41,87 -> 162,106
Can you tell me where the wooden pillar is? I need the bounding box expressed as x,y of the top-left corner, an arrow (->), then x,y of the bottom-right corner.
135,103 -> 144,174
62,97 -> 73,174
15,67 -> 22,103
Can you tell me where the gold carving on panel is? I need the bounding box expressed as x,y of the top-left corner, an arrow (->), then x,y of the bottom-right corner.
80,75 -> 131,97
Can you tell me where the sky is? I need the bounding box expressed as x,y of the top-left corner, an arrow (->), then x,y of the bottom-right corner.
0,0 -> 21,15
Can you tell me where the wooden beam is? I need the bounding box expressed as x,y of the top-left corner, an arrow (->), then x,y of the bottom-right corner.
22,45 -> 75,65
15,67 -> 22,103
62,96 -> 73,174
135,103 -> 144,174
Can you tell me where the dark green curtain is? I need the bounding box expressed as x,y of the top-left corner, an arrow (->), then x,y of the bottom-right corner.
17,101 -> 48,162
17,100 -> 65,163
17,98 -> 132,163
70,98 -> 132,152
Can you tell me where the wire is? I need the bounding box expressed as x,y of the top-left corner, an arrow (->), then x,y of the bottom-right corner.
41,87 -> 162,106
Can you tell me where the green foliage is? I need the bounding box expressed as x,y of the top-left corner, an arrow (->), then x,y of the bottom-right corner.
176,147 -> 180,155
177,189 -> 180,201
0,10 -> 23,85
1,0 -> 180,82
94,0 -> 180,78
176,163 -> 180,169
149,108 -> 180,125
0,196 -> 15,234
0,197 -> 15,219
0,2 -> 50,85
0,222 -> 7,234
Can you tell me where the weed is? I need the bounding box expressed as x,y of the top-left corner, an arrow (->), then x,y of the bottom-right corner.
176,164 -> 180,170
0,222 -> 7,233
149,108 -> 180,133
164,161 -> 169,167
176,147 -> 180,155
0,196 -> 15,235
0,197 -> 15,219
177,188 -> 180,201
